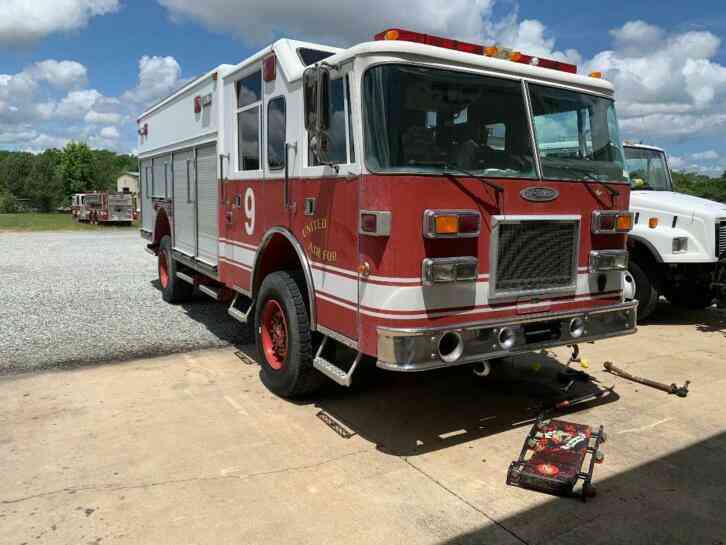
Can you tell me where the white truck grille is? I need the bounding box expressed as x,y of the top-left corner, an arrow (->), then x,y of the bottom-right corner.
718,220 -> 726,258
491,218 -> 579,297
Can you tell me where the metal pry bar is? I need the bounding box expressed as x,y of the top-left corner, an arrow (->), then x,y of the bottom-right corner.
603,361 -> 690,398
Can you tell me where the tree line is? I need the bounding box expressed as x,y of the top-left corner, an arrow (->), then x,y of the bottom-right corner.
672,170 -> 726,203
0,142 -> 137,213
1,143 -> 724,212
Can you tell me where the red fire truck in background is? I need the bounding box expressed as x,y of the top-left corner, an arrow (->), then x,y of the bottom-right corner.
73,192 -> 136,224
138,29 -> 637,398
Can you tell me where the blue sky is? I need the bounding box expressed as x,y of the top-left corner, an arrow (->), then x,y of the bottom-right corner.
1,0 -> 725,175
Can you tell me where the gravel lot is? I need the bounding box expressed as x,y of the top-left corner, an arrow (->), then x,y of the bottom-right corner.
0,231 -> 246,373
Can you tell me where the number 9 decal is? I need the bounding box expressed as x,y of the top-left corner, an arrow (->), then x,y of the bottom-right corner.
244,187 -> 255,235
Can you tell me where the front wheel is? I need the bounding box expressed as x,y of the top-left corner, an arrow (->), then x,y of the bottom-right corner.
255,271 -> 323,398
625,261 -> 659,321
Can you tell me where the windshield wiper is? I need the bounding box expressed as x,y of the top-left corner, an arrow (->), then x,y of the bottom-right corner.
444,164 -> 504,194
553,164 -> 620,197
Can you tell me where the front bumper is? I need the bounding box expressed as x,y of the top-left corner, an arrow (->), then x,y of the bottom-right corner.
376,301 -> 637,372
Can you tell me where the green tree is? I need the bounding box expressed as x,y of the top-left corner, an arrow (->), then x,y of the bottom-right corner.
28,149 -> 63,211
57,142 -> 97,197
0,152 -> 34,200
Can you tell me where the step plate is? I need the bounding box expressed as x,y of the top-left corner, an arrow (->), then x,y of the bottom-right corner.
314,357 -> 351,387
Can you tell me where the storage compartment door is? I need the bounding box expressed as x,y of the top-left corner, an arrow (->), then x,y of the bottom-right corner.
140,159 -> 154,233
172,150 -> 196,256
195,143 -> 218,266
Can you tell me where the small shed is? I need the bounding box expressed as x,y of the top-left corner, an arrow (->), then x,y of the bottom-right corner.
117,172 -> 140,194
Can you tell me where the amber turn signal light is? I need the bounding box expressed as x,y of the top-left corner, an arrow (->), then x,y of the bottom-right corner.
616,214 -> 633,231
434,215 -> 459,234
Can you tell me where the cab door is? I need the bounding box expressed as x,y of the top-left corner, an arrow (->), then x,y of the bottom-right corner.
291,74 -> 360,342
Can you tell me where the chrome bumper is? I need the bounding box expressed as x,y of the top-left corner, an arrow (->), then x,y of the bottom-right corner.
376,301 -> 637,372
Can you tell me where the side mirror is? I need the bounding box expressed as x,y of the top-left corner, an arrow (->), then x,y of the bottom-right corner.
303,65 -> 333,166
303,67 -> 319,132
317,68 -> 330,132
303,65 -> 331,133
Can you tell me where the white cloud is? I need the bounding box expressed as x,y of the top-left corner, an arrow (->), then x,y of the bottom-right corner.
54,89 -> 103,119
158,0 -> 500,46
100,126 -> 120,139
668,155 -> 685,169
690,150 -> 719,161
85,110 -> 123,124
28,133 -> 70,150
28,60 -> 87,89
121,55 -> 182,105
586,22 -> 726,147
0,0 -> 119,45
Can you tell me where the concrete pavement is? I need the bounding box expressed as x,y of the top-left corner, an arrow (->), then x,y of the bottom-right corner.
2,304 -> 725,545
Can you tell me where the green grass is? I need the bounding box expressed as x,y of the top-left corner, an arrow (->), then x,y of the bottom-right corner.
0,213 -> 139,232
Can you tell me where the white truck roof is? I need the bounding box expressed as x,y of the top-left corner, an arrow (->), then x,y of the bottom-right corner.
325,40 -> 614,96
623,143 -> 665,153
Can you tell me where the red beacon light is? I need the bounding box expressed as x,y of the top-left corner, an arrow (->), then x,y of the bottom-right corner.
375,28 -> 578,75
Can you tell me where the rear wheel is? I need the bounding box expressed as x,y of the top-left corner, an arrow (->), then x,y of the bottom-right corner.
158,235 -> 194,303
255,271 -> 323,398
627,260 -> 659,321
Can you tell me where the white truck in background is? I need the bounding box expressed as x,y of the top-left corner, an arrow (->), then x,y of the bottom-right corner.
623,143 -> 726,319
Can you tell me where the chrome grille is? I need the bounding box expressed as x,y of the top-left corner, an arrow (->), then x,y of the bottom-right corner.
491,219 -> 579,296
718,221 -> 726,258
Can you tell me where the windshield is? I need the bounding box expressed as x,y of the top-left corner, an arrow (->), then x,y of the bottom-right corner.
363,65 -> 537,178
530,84 -> 627,182
624,146 -> 672,191
363,64 -> 628,183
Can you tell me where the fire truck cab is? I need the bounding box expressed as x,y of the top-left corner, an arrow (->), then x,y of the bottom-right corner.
71,193 -> 84,219
139,29 -> 637,398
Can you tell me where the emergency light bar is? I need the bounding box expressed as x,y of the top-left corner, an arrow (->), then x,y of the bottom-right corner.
374,28 -> 578,75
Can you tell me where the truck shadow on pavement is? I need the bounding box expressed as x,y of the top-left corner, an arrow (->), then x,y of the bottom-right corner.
313,354 -> 618,457
641,301 -> 726,335
435,430 -> 726,545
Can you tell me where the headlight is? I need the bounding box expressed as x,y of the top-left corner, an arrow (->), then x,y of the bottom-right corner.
590,250 -> 628,272
672,237 -> 688,253
422,257 -> 478,286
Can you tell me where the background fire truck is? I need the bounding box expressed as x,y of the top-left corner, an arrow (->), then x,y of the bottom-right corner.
138,29 -> 637,398
73,192 -> 135,224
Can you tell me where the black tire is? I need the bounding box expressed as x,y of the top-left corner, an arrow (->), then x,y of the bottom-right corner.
158,235 -> 194,304
255,271 -> 323,398
629,260 -> 658,321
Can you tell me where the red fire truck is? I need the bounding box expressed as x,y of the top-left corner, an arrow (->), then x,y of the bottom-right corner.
138,29 -> 637,398
74,192 -> 136,224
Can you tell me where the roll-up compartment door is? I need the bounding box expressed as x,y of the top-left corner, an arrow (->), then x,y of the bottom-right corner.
195,144 -> 218,266
172,150 -> 196,256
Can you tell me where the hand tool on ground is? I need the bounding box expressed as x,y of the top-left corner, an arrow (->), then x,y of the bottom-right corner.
603,361 -> 690,398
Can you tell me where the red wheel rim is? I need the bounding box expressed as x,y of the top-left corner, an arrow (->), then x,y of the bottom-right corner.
260,299 -> 288,370
158,252 -> 169,289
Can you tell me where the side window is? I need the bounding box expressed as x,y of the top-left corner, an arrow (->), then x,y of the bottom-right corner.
267,96 -> 286,170
309,77 -> 352,167
236,71 -> 262,171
